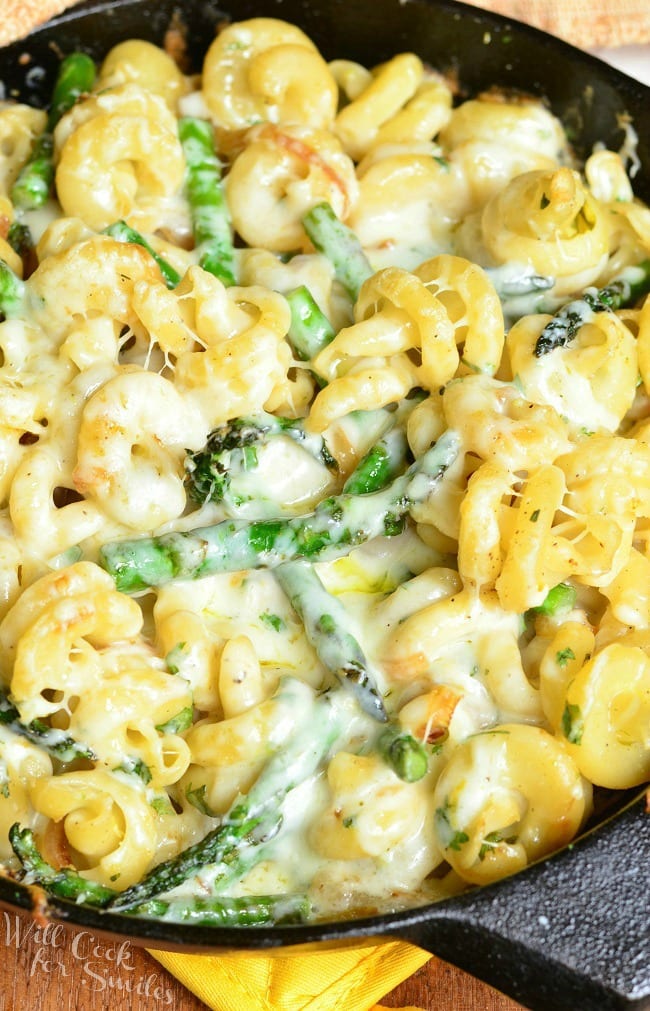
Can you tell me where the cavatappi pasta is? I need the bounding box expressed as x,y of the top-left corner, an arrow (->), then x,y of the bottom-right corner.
0,18 -> 648,927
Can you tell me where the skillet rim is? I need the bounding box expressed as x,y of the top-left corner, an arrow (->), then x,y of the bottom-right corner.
0,3 -> 649,1007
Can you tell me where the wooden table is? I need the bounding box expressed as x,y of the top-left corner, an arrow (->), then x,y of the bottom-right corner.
0,905 -> 525,1010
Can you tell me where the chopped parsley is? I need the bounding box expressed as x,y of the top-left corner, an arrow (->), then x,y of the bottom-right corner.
435,799 -> 469,852
150,794 -> 174,816
155,706 -> 193,735
318,613 -> 336,635
555,647 -> 576,669
165,642 -> 188,675
259,611 -> 285,632
119,756 -> 152,784
478,829 -> 516,861
448,829 -> 470,851
186,783 -> 218,817
561,702 -> 584,745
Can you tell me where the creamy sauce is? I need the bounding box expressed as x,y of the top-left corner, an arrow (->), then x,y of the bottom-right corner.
0,18 -> 647,926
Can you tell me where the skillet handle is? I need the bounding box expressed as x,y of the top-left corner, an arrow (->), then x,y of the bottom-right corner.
391,798 -> 650,1011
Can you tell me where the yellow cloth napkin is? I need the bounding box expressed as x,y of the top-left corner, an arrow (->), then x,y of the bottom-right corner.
148,940 -> 431,1010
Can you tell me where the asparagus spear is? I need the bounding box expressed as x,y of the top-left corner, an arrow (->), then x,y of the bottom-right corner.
0,258 -> 26,318
273,408 -> 417,721
104,221 -> 181,289
302,202 -> 373,302
485,264 -> 555,321
11,52 -> 96,210
132,892 -> 311,926
7,222 -> 35,275
178,117 -> 236,286
377,724 -> 429,782
9,824 -> 114,906
0,691 -> 96,763
10,133 -> 56,210
185,411 -> 337,510
272,559 -> 436,760
47,53 -> 97,126
342,424 -> 409,496
275,559 -> 387,721
526,581 -> 576,618
100,429 -> 460,593
534,259 -> 650,356
285,285 -> 336,373
10,819 -> 310,927
485,264 -> 554,299
108,679 -> 342,910
112,818 -> 264,912
184,399 -> 416,515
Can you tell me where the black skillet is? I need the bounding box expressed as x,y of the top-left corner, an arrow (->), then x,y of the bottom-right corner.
0,2 -> 649,1009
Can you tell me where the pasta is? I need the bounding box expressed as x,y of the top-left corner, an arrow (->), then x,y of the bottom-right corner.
202,18 -> 338,131
226,124 -> 357,251
54,85 -> 186,232
0,14 -> 648,930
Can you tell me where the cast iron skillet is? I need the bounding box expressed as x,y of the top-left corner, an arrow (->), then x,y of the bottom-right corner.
1,2 -> 649,1009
